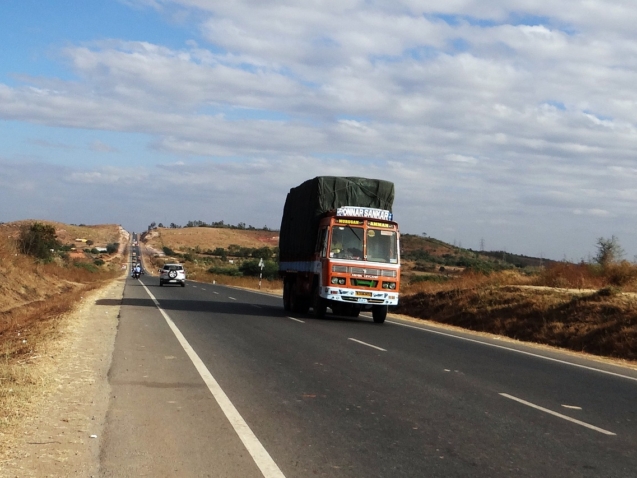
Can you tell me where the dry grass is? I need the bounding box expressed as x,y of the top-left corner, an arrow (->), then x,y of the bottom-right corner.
146,227 -> 279,252
529,261 -> 637,291
0,220 -> 120,247
0,225 -> 124,431
397,281 -> 637,362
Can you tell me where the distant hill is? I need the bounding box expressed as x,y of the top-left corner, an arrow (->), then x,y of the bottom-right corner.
142,226 -> 279,253
399,233 -> 553,273
478,250 -> 558,268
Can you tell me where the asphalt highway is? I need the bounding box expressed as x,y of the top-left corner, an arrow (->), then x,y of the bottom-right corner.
100,256 -> 637,477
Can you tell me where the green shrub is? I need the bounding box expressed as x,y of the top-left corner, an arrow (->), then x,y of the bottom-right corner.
239,259 -> 279,279
17,222 -> 61,261
94,259 -> 105,266
207,265 -> 243,277
73,261 -> 99,273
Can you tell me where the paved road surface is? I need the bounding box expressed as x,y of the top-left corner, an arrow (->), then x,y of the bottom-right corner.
99,271 -> 637,477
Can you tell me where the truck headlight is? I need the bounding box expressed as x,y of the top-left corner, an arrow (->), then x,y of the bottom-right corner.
382,282 -> 396,289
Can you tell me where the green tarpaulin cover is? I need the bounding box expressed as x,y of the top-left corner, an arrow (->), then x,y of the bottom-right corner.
279,177 -> 395,262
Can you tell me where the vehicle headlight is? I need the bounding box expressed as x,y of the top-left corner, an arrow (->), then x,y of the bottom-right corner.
331,277 -> 340,284
382,281 -> 396,289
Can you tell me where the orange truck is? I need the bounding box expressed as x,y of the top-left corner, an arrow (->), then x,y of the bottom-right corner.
278,177 -> 400,323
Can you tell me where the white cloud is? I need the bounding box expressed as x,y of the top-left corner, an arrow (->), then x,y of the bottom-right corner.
3,0 -> 637,259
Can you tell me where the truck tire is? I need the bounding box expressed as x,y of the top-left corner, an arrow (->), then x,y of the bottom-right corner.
283,280 -> 292,311
312,288 -> 327,319
372,305 -> 387,323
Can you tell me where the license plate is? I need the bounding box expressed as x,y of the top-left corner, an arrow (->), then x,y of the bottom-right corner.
355,291 -> 372,297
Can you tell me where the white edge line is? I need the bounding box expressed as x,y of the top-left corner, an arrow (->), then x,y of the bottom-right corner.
286,316 -> 305,323
499,393 -> 616,436
348,338 -> 387,352
140,283 -> 286,478
387,320 -> 637,383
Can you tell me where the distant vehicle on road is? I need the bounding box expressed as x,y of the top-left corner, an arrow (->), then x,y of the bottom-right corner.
159,264 -> 186,287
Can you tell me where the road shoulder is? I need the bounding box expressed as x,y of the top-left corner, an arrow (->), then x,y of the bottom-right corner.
0,277 -> 124,477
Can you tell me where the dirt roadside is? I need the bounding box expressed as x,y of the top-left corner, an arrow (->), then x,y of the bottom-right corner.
0,276 -> 125,478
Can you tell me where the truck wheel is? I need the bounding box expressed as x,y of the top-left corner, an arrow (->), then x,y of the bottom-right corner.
283,280 -> 292,311
372,305 -> 387,323
312,288 -> 327,319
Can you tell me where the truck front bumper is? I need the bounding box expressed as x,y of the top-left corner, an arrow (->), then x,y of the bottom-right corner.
322,287 -> 398,306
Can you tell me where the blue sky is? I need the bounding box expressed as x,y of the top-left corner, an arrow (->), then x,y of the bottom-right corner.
2,0 -> 637,260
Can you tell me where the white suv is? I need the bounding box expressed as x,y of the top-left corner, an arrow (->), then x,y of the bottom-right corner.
159,264 -> 186,287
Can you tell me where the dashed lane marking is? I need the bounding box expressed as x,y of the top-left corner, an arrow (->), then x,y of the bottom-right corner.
348,338 -> 387,352
499,393 -> 615,436
286,317 -> 305,323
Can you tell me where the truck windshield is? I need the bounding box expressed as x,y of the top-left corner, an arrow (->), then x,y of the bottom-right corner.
366,229 -> 398,263
330,226 -> 364,260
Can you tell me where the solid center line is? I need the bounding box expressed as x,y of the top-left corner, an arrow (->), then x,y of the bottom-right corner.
286,316 -> 305,323
140,283 -> 286,478
348,338 -> 387,352
499,393 -> 616,436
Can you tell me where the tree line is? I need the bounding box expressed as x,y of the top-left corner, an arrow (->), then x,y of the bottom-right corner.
148,220 -> 277,232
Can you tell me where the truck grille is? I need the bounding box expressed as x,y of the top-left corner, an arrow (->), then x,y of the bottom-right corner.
351,267 -> 380,276
332,265 -> 397,277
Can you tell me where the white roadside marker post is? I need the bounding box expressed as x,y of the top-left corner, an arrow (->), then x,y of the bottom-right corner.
259,258 -> 264,289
